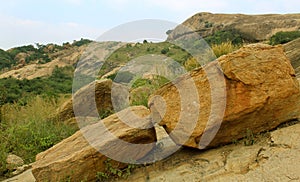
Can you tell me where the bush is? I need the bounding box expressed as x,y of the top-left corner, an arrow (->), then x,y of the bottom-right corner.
269,31 -> 300,45
205,30 -> 244,45
161,47 -> 169,54
0,49 -> 13,70
72,38 -> 93,47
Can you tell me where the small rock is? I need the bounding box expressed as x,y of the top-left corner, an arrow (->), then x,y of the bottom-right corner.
12,164 -> 32,176
6,154 -> 24,171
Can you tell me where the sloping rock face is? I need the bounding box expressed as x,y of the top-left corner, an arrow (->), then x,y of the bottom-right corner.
32,106 -> 156,182
149,44 -> 300,149
117,122 -> 300,182
57,79 -> 126,122
284,38 -> 300,77
168,12 -> 300,42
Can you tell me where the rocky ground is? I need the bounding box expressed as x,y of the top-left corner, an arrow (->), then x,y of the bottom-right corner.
117,121 -> 300,182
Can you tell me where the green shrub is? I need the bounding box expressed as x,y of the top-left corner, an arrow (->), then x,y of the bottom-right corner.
160,47 -> 169,54
269,31 -> 300,45
205,30 -> 244,45
72,38 -> 93,47
204,21 -> 213,28
0,49 -> 13,70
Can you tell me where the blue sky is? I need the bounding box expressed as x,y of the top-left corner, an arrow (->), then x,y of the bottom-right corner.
1,0 -> 300,50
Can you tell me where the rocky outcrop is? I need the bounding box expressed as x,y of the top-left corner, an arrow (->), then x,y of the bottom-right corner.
284,38 -> 300,77
168,12 -> 300,42
57,79 -> 127,122
117,122 -> 300,182
149,44 -> 300,149
32,106 -> 156,182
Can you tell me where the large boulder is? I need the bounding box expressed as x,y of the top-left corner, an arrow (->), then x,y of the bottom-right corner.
32,106 -> 156,182
149,44 -> 300,149
283,38 -> 300,77
57,79 -> 126,122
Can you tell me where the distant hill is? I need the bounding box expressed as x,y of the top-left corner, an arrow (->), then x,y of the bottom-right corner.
0,39 -> 92,79
168,12 -> 300,44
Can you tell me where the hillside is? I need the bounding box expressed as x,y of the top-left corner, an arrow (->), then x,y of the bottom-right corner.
168,12 -> 300,43
0,39 -> 91,80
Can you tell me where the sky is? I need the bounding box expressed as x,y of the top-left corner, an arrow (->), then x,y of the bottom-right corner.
0,0 -> 300,50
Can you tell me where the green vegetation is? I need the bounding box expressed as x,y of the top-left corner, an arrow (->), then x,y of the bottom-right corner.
204,21 -> 213,28
0,39 -> 92,71
0,96 -> 77,177
96,158 -> 136,181
211,42 -> 241,58
269,31 -> 300,45
0,49 -> 14,70
130,76 -> 169,107
72,38 -> 93,47
0,44 -> 50,70
99,42 -> 191,77
204,30 -> 244,45
0,66 -> 74,105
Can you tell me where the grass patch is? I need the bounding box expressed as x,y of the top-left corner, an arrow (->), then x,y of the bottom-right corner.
0,96 -> 77,177
130,76 -> 169,107
211,42 -> 241,58
99,42 -> 192,77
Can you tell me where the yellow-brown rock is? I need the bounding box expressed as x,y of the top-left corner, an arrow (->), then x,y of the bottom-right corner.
32,106 -> 156,182
57,79 -> 114,121
149,44 -> 300,149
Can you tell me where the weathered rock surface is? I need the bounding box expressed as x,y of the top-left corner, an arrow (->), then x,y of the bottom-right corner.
32,106 -> 156,182
57,79 -> 127,122
150,44 -> 300,149
6,154 -> 24,171
2,169 -> 35,182
168,12 -> 300,42
284,38 -> 300,77
117,122 -> 300,182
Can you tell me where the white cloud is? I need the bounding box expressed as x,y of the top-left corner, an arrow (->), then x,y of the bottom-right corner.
0,14 -> 103,50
